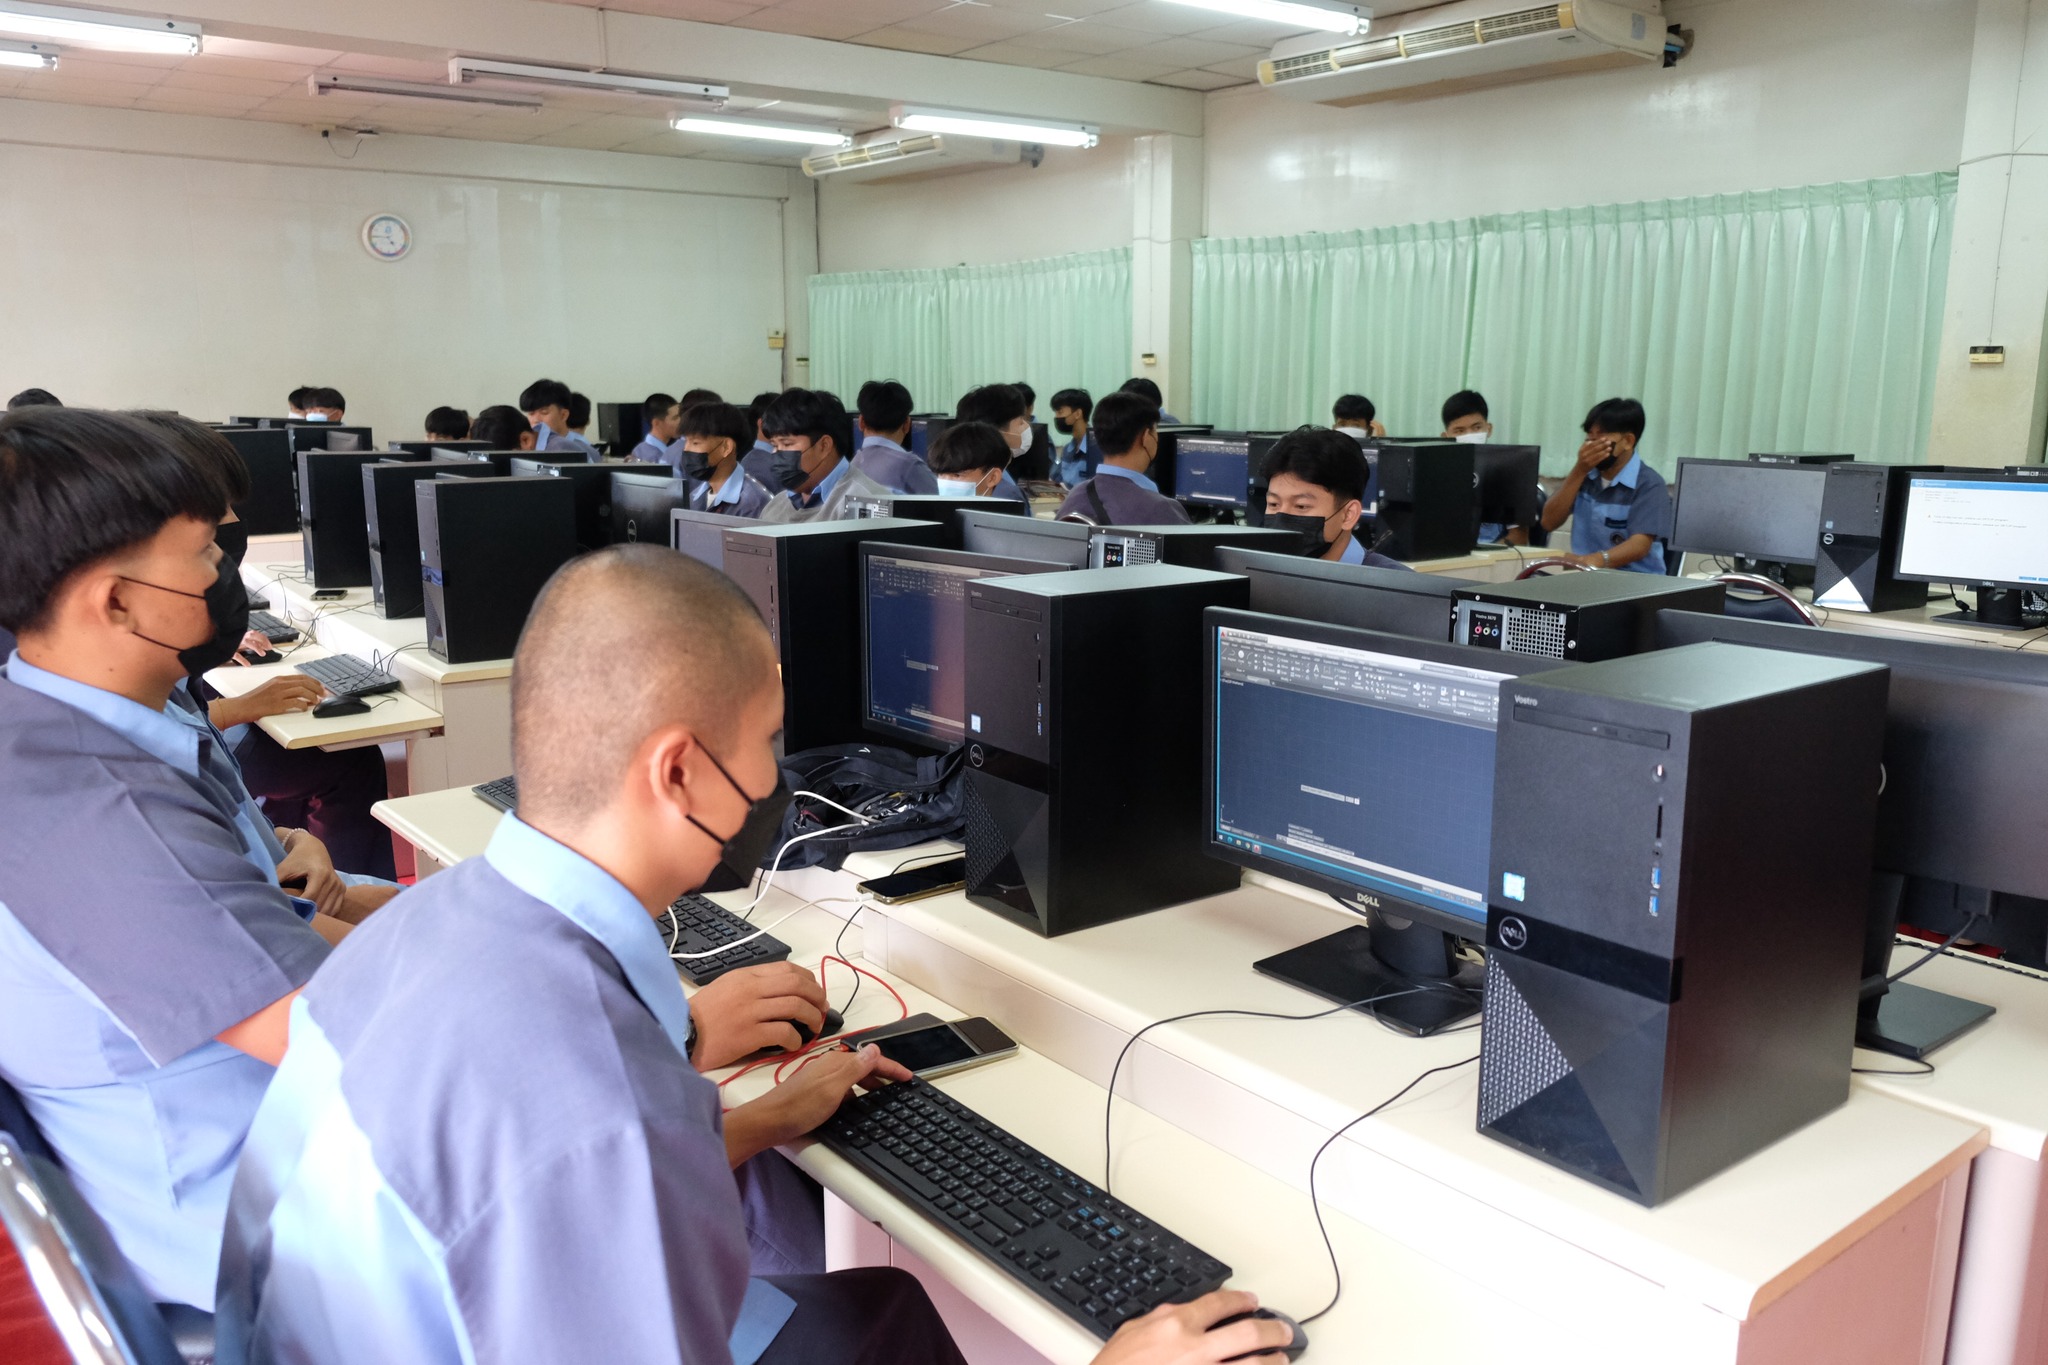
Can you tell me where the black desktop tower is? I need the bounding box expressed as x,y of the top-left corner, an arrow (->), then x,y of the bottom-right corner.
1450,575 -> 1724,661
220,428 -> 298,535
1373,444 -> 1477,560
1810,463 -> 1936,615
510,458 -> 617,551
362,462 -> 493,618
851,495 -> 1027,547
1477,643 -> 1889,1205
719,518 -> 948,753
596,403 -> 647,456
297,451 -> 385,587
415,477 -> 578,663
961,566 -> 1250,937
286,424 -> 373,455
1087,523 -> 1296,570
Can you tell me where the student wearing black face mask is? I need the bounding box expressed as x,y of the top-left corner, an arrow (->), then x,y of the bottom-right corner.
1260,427 -> 1412,569
761,388 -> 855,512
680,402 -> 775,519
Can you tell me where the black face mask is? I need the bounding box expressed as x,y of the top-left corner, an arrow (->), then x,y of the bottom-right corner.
124,557 -> 250,675
214,520 -> 250,569
1266,512 -> 1338,559
769,444 -> 810,493
682,445 -> 719,483
688,745 -> 794,880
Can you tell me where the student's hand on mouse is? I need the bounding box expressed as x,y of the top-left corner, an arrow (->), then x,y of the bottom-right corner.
226,675 -> 326,726
232,629 -> 272,665
274,828 -> 348,920
1092,1291 -> 1292,1364
686,961 -> 830,1070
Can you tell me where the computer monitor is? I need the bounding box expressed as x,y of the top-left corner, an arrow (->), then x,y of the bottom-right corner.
908,415 -> 953,458
226,415 -> 288,429
1470,445 -> 1542,537
1204,608 -> 1571,1034
1212,547 -> 1465,642
609,470 -> 691,546
1654,609 -> 2048,1057
957,509 -> 1091,568
286,424 -> 373,455
510,458 -> 615,551
389,440 -> 489,458
1173,435 -> 1254,510
670,507 -> 750,571
1669,458 -> 1829,576
853,495 -> 1029,548
1751,451 -> 1856,465
860,544 -> 1070,747
1894,471 -> 2048,629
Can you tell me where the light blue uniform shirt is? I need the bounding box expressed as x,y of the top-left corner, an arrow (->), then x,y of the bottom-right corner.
534,425 -> 598,459
790,455 -> 848,511
0,657 -> 328,1308
631,436 -> 672,467
692,467 -> 774,519
1568,453 -> 1670,574
1092,462 -> 1159,494
216,815 -> 795,1365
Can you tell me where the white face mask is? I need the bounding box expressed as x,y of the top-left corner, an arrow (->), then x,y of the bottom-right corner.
936,477 -> 981,498
1454,431 -> 1489,445
1009,426 -> 1031,455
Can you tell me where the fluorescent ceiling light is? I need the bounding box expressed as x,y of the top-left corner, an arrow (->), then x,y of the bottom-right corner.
1161,0 -> 1369,35
310,74 -> 543,111
450,57 -> 726,107
0,38 -> 56,67
891,105 -> 1097,149
0,1 -> 198,54
673,115 -> 849,147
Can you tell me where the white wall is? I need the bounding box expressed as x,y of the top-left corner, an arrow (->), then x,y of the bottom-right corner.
0,100 -> 803,442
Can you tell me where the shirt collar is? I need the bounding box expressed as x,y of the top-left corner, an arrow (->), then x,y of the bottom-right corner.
793,455 -> 847,507
1602,454 -> 1645,490
483,815 -> 695,1057
6,653 -> 200,777
864,436 -> 908,455
709,470 -> 744,507
1094,462 -> 1158,493
1336,534 -> 1366,565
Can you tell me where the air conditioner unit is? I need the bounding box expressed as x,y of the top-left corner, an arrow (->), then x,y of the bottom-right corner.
1260,0 -> 1666,106
802,131 -> 1043,183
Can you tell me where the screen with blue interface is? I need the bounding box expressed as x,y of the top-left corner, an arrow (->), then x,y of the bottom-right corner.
1212,623 -> 1508,927
865,552 -> 1000,743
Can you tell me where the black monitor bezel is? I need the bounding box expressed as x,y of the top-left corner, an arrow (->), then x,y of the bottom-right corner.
607,469 -> 690,545
1469,444 -> 1543,530
1892,469 -> 2048,593
858,542 -> 1071,746
1669,456 -> 1830,567
957,508 -> 1091,567
1203,605 -> 1572,939
1173,434 -> 1255,509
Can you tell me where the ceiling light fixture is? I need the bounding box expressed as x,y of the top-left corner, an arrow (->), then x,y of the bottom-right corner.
672,115 -> 850,147
450,57 -> 727,108
0,38 -> 57,67
891,105 -> 1097,149
0,1 -> 198,55
309,74 -> 543,111
1160,0 -> 1369,35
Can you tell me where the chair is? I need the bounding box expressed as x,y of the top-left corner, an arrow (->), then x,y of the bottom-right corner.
1713,572 -> 1817,626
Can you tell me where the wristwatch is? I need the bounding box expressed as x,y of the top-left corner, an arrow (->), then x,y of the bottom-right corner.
685,1017 -> 700,1065
1599,550 -> 1611,568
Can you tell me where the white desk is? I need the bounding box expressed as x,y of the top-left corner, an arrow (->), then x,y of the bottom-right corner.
1822,601 -> 2048,653
1408,545 -> 1544,582
205,644 -> 442,752
371,787 -> 503,875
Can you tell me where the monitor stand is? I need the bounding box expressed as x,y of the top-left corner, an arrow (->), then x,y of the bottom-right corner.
1253,909 -> 1482,1037
1930,586 -> 2047,632
1855,874 -> 1997,1060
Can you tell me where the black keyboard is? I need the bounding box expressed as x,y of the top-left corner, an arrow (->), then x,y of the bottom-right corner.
248,610 -> 300,644
821,1079 -> 1231,1339
661,894 -> 791,986
472,776 -> 518,813
297,654 -> 401,698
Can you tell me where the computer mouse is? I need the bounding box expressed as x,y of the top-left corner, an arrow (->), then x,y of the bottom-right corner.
779,1008 -> 846,1050
240,647 -> 284,666
1211,1308 -> 1307,1362
311,696 -> 369,719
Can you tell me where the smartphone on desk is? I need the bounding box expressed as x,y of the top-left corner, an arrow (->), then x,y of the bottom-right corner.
311,588 -> 347,601
862,1012 -> 1018,1079
857,856 -> 967,905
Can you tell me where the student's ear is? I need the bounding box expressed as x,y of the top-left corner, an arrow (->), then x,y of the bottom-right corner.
1337,499 -> 1364,534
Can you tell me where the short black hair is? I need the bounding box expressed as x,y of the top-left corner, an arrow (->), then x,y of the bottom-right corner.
1583,397 -> 1647,440
679,401 -> 755,458
955,383 -> 1026,429
1049,388 -> 1093,420
1013,381 -> 1036,408
1442,390 -> 1489,427
7,388 -> 61,410
857,380 -> 914,434
425,406 -> 471,440
928,421 -> 1011,477
762,388 -> 854,464
1092,391 -> 1159,458
471,404 -> 530,449
313,387 -> 345,413
1119,377 -> 1164,407
0,407 -> 222,634
1263,427 -> 1368,507
131,410 -> 250,511
1332,394 -> 1376,425
680,388 -> 723,408
520,378 -> 572,413
749,391 -> 781,429
288,386 -> 318,411
567,392 -> 591,429
643,393 -> 678,424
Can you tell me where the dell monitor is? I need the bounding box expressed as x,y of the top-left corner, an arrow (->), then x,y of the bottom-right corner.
860,544 -> 1070,747
1470,445 -> 1542,539
1894,471 -> 2048,629
1654,609 -> 2048,1057
1669,457 -> 1829,581
958,509 -> 1092,568
1212,547 -> 1465,642
610,470 -> 691,546
1205,608 -> 1571,1034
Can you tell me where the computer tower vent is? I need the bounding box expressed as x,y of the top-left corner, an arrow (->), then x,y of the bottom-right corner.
963,779 -> 1008,891
1503,606 -> 1568,658
1477,956 -> 1574,1128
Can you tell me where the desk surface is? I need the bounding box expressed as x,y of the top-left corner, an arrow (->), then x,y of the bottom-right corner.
371,787 -> 503,868
204,646 -> 443,750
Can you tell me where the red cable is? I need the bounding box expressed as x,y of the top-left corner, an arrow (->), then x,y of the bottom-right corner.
718,953 -> 910,1100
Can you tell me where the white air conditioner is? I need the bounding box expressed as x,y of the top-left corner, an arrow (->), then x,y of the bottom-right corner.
1260,0 -> 1666,106
802,132 -> 1043,183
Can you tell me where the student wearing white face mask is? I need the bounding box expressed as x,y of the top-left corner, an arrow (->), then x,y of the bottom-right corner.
927,421 -> 1026,503
952,385 -> 1031,501
1442,389 -> 1536,545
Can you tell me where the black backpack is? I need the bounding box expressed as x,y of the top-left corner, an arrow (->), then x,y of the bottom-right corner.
769,742 -> 966,872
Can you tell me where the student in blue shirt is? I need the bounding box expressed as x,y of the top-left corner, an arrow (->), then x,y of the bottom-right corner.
1050,387 -> 1101,486
681,402 -> 776,519
927,421 -> 1028,503
1262,427 -> 1410,569
471,403 -> 537,453
852,379 -> 938,494
1056,392 -> 1190,527
1120,377 -> 1183,427
1538,397 -> 1671,573
763,388 -> 855,511
953,383 -> 1032,501
522,377 -> 598,459
744,391 -> 782,487
634,393 -> 683,466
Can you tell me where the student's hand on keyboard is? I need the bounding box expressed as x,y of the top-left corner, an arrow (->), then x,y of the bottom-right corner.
723,1044 -> 912,1167
274,829 -> 347,920
687,961 -> 829,1070
1093,1291 -> 1290,1365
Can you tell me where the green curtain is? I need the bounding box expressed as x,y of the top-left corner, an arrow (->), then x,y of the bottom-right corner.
808,248 -> 1132,415
1190,173 -> 1955,472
